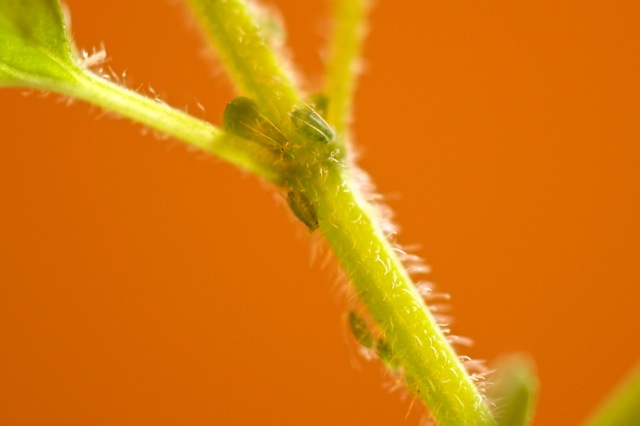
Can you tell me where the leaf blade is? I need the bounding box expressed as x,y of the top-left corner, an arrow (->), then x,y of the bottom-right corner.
489,354 -> 539,426
584,362 -> 640,426
0,0 -> 78,88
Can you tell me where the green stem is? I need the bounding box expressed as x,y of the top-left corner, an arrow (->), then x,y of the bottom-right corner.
59,70 -> 284,185
314,166 -> 496,425
186,0 -> 302,121
325,0 -> 369,147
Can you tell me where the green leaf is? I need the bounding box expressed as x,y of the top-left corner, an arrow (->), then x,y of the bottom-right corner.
583,362 -> 640,426
0,0 -> 79,88
489,354 -> 539,426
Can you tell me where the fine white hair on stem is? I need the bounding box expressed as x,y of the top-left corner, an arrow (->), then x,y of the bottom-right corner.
80,45 -> 108,69
343,159 -> 497,409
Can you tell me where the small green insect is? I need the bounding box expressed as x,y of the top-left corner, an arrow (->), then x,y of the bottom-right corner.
348,311 -> 374,349
289,107 -> 335,143
375,337 -> 399,370
223,96 -> 288,150
286,190 -> 319,232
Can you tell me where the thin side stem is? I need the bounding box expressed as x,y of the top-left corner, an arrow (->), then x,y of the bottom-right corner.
324,0 -> 369,148
314,166 -> 496,426
59,70 -> 284,185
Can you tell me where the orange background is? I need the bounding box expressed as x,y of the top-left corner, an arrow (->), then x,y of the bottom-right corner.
1,1 -> 639,424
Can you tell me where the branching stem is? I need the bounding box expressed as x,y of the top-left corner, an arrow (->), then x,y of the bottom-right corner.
1,0 -> 500,423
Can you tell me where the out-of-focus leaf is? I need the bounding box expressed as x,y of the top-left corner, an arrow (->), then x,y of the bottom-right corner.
0,0 -> 78,88
584,362 -> 640,426
489,354 -> 539,426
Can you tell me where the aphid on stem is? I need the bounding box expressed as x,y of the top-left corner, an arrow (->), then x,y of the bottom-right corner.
289,106 -> 335,144
286,190 -> 319,232
348,310 -> 374,349
223,96 -> 288,151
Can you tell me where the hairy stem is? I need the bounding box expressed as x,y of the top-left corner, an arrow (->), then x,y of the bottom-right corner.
186,0 -> 302,121
184,0 -> 495,423
314,166 -> 496,425
61,70 -> 284,184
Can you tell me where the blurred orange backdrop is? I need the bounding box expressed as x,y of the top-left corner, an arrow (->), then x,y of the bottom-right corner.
1,1 -> 639,424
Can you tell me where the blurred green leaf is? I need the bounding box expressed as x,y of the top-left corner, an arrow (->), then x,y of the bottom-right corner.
584,362 -> 640,426
0,0 -> 78,88
489,354 -> 539,426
